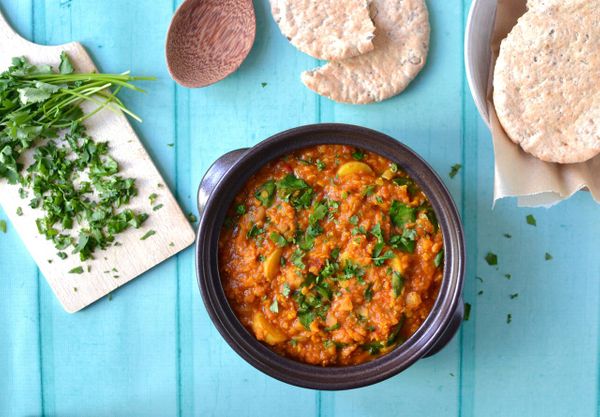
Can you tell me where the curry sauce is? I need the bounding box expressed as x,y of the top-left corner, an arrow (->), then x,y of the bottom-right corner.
219,145 -> 443,366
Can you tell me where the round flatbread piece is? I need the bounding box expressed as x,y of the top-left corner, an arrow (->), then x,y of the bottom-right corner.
493,1 -> 600,163
301,0 -> 430,104
270,0 -> 375,61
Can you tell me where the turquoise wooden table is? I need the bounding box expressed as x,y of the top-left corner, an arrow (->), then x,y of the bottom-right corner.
1,1 -> 599,416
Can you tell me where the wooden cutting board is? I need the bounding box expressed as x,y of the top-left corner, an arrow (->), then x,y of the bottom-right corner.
0,12 -> 195,312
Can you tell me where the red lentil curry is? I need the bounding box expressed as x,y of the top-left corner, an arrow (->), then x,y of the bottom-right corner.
218,145 -> 443,366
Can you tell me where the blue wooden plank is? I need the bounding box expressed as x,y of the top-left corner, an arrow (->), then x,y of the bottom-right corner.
0,2 -> 43,416
178,0 -> 321,415
320,1 -> 465,415
462,135 -> 600,416
24,1 -> 181,416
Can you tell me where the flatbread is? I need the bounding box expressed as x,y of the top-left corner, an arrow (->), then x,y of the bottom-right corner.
270,0 -> 375,60
493,1 -> 600,163
301,0 -> 430,104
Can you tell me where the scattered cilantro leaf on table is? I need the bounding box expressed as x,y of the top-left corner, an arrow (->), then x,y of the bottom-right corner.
449,164 -> 462,179
485,252 -> 498,266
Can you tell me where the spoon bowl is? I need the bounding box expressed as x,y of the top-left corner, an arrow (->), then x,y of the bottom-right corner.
166,0 -> 256,88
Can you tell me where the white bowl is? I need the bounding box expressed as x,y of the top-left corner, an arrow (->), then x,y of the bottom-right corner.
464,0 -> 497,126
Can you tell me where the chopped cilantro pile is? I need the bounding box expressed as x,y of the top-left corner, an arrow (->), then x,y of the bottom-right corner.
0,54 -> 154,261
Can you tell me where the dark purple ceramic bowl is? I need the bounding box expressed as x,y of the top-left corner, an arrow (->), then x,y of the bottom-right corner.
195,123 -> 465,390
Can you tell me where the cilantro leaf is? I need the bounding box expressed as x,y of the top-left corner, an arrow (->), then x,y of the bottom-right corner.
59,51 -> 74,74
269,231 -> 287,247
255,180 -> 276,207
392,272 -> 404,297
449,164 -> 462,179
484,252 -> 497,266
390,200 -> 416,228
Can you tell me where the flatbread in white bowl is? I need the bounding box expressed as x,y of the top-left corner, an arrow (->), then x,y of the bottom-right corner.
493,0 -> 600,163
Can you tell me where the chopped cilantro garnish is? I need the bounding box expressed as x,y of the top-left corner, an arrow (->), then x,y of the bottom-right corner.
386,316 -> 405,346
434,250 -> 444,268
324,323 -> 340,332
485,252 -> 498,266
330,247 -> 340,260
352,149 -> 365,160
235,204 -> 246,215
361,184 -> 376,197
261,82 -> 267,88
464,303 -> 471,321
449,164 -> 462,179
372,250 -> 395,266
309,200 -> 329,224
545,252 -> 553,261
282,282 -> 291,297
392,272 -> 404,297
246,224 -> 264,239
349,215 -> 359,225
0,220 -> 6,233
290,249 -> 305,270
362,341 -> 383,355
506,314 -> 512,324
16,207 -> 23,216
269,231 -> 287,247
255,180 -> 276,207
69,266 -> 84,274
269,298 -> 279,313
316,160 -> 326,171
503,233 -> 512,238
390,228 -> 417,253
390,200 -> 416,228
140,230 -> 156,240
510,293 -> 519,299
188,213 -> 197,223
526,214 -> 536,226
392,177 -> 418,197
152,204 -> 164,211
342,259 -> 365,281
276,174 -> 313,209
364,283 -> 374,302
351,226 -> 367,236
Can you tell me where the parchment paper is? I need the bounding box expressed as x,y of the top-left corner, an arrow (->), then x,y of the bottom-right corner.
487,0 -> 600,207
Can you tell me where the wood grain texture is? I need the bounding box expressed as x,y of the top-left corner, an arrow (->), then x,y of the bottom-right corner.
1,0 -> 599,416
166,0 -> 256,87
0,10 -> 195,312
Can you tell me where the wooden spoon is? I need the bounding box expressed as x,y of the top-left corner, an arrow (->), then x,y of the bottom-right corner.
166,0 -> 256,88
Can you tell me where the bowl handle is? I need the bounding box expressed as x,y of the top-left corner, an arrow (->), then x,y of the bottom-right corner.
424,297 -> 464,357
197,148 -> 249,214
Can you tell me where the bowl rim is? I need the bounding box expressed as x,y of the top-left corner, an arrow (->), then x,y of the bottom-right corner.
465,0 -> 497,126
195,123 -> 465,390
